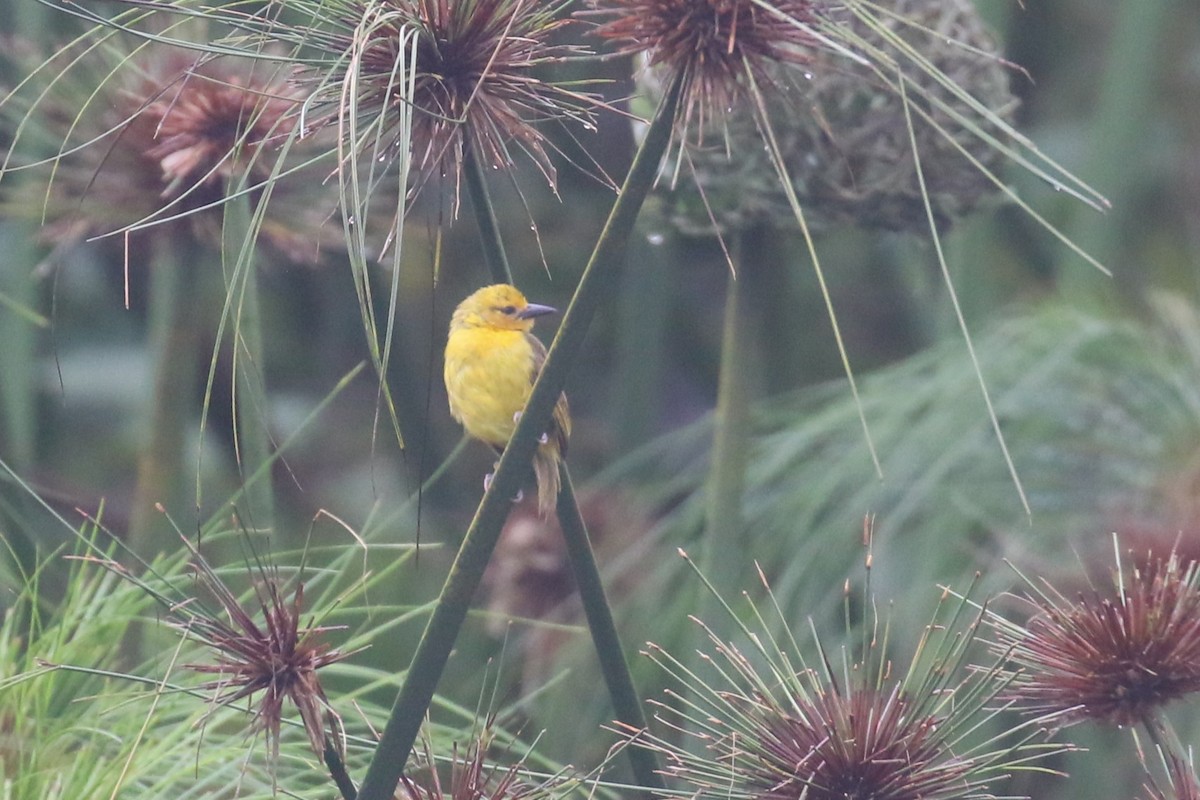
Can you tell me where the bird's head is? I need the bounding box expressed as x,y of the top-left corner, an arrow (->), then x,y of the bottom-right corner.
451,284 -> 558,332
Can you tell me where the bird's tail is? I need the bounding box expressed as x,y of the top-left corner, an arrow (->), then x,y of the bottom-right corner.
533,444 -> 561,518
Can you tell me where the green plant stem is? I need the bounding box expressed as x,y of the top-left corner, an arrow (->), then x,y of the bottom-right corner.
556,464 -> 662,796
700,245 -> 754,599
463,138 -> 661,790
224,191 -> 276,532
686,239 -> 756,761
324,737 -> 357,800
355,73 -> 684,800
464,146 -> 513,284
129,238 -> 202,558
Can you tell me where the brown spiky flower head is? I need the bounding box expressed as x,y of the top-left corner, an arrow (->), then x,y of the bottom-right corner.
626,558 -> 1063,800
588,0 -> 825,134
290,0 -> 595,203
988,545 -> 1200,729
85,537 -> 354,764
2,35 -> 331,263
744,684 -> 980,800
399,722 -> 583,800
177,545 -> 352,762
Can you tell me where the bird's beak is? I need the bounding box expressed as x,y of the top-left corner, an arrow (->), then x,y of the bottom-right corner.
517,303 -> 557,319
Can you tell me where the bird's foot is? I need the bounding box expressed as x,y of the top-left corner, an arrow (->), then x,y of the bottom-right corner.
483,468 -> 524,504
512,411 -> 550,445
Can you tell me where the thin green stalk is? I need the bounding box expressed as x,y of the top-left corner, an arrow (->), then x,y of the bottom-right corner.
556,464 -> 662,797
325,737 -> 357,800
462,136 -> 660,789
128,238 -> 202,558
224,190 -> 276,532
355,73 -> 685,800
686,237 -> 756,762
700,244 -> 754,600
464,146 -> 513,284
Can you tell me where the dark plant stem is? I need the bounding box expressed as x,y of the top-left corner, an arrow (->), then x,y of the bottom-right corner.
324,737 -> 358,800
464,147 -> 513,284
556,464 -> 662,796
454,130 -> 663,795
355,73 -> 684,800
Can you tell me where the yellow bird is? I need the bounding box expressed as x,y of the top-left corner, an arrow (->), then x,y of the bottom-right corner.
444,284 -> 570,517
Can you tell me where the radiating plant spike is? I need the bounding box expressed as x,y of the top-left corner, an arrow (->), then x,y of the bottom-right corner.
586,0 -> 831,139
286,0 -> 598,203
624,552 -> 1067,800
0,30 -> 331,261
399,721 -> 587,800
33,1 -> 603,227
79,537 -> 355,768
179,553 -> 351,763
987,541 -> 1200,730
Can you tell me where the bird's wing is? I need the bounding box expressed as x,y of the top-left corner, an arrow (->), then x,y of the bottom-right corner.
526,331 -> 570,457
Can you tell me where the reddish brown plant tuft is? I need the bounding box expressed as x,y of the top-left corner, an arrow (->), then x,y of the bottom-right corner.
398,721 -> 580,800
176,540 -> 352,762
137,65 -> 301,197
746,685 -> 975,800
990,549 -> 1200,729
3,38 -> 331,263
632,571 -> 1059,800
314,0 -> 593,198
587,0 -> 823,131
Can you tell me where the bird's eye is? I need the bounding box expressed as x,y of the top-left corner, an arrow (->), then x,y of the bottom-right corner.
500,305 -> 517,315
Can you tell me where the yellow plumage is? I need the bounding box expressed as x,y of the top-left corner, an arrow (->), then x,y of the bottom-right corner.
444,284 -> 570,517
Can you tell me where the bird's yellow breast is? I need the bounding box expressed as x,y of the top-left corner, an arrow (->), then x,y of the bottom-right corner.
444,326 -> 537,447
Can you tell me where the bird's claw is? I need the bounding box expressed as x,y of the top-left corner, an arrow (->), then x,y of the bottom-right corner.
483,468 -> 524,504
513,411 -> 550,446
